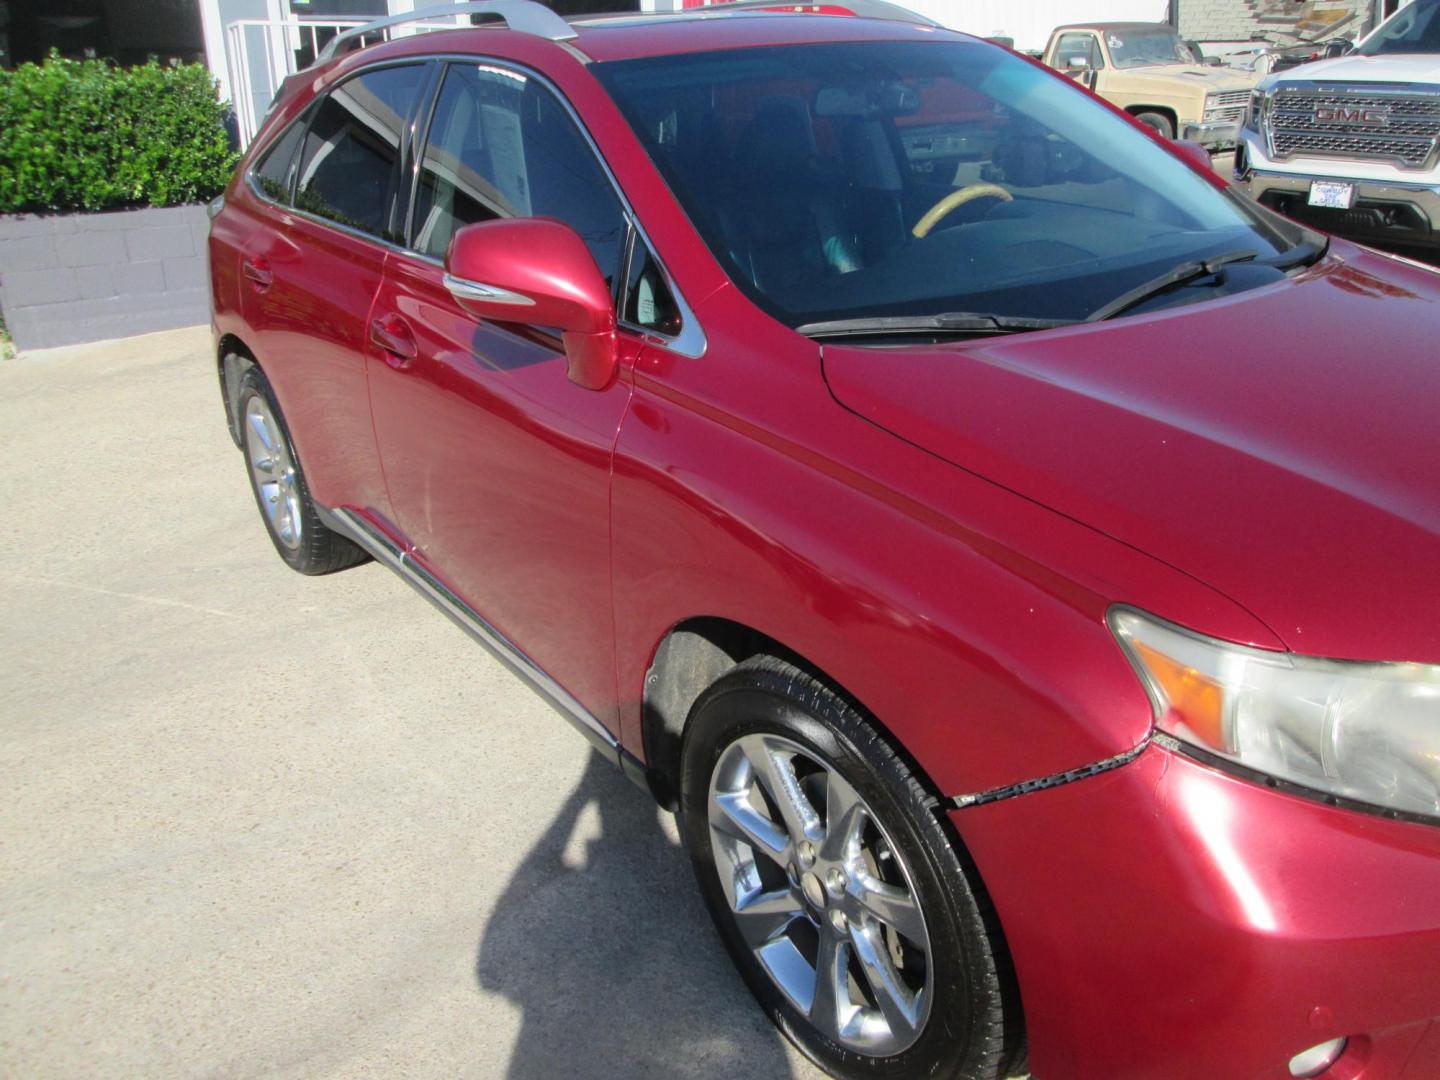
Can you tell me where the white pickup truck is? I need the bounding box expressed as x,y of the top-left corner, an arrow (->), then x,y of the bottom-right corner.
1238,0 -> 1440,250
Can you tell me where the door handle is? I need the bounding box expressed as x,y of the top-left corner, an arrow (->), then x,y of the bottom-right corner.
242,257 -> 273,289
369,313 -> 417,369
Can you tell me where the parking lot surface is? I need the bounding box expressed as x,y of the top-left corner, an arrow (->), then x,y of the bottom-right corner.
0,327 -> 824,1079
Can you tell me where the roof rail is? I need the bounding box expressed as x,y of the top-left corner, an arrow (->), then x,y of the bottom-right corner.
317,0 -> 576,63
663,1 -> 942,29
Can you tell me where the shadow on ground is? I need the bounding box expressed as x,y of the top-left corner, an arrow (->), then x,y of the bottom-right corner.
476,752 -> 804,1080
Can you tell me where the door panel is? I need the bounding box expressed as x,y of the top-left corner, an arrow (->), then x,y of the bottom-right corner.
369,255 -> 633,730
241,214 -> 390,514
367,59 -> 636,731
238,61 -> 428,518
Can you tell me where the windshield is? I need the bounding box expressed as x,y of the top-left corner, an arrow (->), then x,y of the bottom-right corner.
1357,0 -> 1440,54
1105,28 -> 1193,67
595,41 -> 1298,329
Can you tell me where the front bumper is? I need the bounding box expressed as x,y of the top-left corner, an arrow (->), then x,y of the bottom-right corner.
1236,143 -> 1440,249
956,743 -> 1440,1080
1183,119 -> 1241,148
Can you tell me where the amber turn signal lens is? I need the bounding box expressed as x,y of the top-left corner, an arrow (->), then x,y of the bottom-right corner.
1130,640 -> 1228,751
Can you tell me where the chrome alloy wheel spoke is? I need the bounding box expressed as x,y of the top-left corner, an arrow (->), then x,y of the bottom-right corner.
244,396 -> 303,552
849,918 -> 924,1043
736,733 -> 823,845
707,732 -> 933,1057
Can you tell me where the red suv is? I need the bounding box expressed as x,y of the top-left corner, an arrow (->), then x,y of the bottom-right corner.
208,3 -> 1440,1077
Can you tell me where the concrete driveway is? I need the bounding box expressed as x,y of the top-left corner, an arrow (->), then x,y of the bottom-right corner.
0,327 -> 825,1079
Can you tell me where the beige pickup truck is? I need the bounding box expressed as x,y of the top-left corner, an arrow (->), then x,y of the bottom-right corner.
1041,22 -> 1260,147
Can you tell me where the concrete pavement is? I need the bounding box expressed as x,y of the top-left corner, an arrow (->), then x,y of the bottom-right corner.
0,327 -> 823,1079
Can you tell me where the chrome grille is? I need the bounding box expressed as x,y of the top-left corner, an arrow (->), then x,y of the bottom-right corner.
1209,90 -> 1251,109
1206,89 -> 1250,124
1265,86 -> 1440,168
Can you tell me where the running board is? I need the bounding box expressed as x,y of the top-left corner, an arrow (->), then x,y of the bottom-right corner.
324,507 -> 649,782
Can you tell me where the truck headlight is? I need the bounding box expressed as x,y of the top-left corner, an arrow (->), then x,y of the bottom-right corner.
1110,607 -> 1440,821
1202,93 -> 1226,122
1247,88 -> 1267,130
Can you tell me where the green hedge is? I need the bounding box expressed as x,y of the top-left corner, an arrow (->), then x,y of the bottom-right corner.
0,53 -> 238,214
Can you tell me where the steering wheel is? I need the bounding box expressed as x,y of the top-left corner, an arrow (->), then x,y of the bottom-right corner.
911,183 -> 1014,239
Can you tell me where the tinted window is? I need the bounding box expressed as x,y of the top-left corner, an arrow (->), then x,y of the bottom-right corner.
295,64 -> 426,239
252,115 -> 307,203
623,241 -> 681,336
596,42 -> 1297,327
411,63 -> 627,291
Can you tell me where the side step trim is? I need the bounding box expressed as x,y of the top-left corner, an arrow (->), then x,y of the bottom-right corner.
326,507 -> 624,764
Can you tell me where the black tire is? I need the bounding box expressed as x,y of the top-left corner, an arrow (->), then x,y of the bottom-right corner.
679,655 -> 1024,1080
1133,110 -> 1176,139
235,365 -> 368,576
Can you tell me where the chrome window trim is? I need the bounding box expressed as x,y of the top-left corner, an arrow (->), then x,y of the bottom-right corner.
246,52 -> 708,360
404,54 -> 708,358
245,57 -> 435,249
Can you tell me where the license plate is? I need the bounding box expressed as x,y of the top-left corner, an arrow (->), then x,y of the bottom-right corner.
1308,181 -> 1355,210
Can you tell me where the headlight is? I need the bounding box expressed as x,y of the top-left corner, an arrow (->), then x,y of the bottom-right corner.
1110,607 -> 1440,821
1247,88 -> 1267,130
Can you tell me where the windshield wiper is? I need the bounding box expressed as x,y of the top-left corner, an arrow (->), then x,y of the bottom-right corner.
795,312 -> 1077,340
1086,249 -> 1259,322
1271,235 -> 1330,269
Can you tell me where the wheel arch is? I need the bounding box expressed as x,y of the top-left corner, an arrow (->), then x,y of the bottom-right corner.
1125,104 -> 1179,133
644,615 -> 1031,1073
640,616 -> 944,815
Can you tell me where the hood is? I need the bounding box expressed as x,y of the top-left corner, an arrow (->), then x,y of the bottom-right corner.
822,248 -> 1440,664
1266,51 -> 1440,86
1127,64 -> 1258,91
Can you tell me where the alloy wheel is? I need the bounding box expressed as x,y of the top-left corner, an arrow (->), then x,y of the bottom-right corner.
706,732 -> 934,1057
244,394 -> 303,551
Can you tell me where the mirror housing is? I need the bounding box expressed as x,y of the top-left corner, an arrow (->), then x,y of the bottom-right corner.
1170,138 -> 1214,172
1066,55 -> 1092,71
444,218 -> 618,391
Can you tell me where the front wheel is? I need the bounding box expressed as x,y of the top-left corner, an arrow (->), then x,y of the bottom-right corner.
1133,110 -> 1177,140
680,656 -> 1023,1080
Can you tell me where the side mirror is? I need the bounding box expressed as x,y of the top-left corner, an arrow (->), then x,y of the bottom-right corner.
1325,39 -> 1354,58
444,218 -> 618,391
1066,55 -> 1092,72
1170,138 -> 1214,172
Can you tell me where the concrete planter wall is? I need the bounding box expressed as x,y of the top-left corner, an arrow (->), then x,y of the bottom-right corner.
0,204 -> 210,352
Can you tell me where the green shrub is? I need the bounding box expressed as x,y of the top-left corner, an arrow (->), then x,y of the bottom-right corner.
0,53 -> 238,214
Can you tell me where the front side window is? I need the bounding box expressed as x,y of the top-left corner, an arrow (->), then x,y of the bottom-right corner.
410,62 -> 627,294
595,41 -> 1306,329
1054,33 -> 1103,72
294,63 -> 427,239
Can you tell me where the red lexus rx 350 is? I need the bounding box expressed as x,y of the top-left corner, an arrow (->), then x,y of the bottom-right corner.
207,3 -> 1440,1077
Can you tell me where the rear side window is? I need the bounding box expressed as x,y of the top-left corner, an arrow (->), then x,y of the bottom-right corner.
410,62 -> 627,291
252,115 -> 307,203
294,63 -> 427,240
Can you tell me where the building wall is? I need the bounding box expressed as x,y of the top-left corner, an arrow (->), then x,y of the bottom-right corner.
1177,0 -> 1377,43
